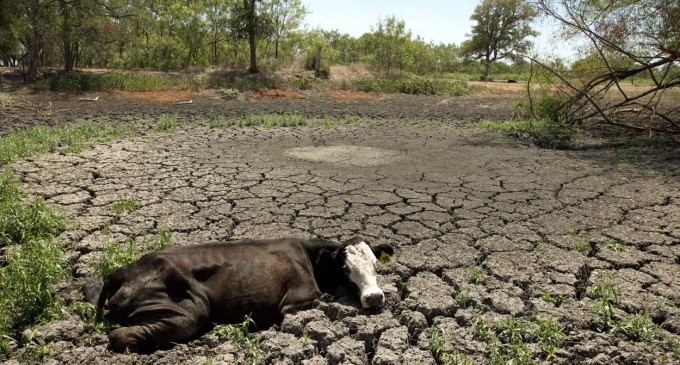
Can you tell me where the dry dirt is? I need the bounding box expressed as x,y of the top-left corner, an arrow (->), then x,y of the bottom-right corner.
1,89 -> 679,364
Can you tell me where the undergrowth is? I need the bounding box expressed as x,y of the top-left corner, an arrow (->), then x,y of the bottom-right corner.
0,122 -> 137,164
0,170 -> 67,354
36,71 -> 474,96
428,326 -> 473,365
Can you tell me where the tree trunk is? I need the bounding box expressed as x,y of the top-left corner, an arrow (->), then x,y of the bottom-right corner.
245,0 -> 258,73
58,0 -> 75,72
482,56 -> 491,81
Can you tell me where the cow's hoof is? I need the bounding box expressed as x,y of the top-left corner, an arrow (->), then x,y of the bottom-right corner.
109,327 -> 153,353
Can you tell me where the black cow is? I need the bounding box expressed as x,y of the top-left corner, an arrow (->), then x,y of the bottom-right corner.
85,237 -> 393,353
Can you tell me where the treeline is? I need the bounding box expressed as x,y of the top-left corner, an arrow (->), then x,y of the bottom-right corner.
0,0 -> 529,79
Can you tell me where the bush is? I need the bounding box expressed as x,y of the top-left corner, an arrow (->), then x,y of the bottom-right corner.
348,78 -> 472,95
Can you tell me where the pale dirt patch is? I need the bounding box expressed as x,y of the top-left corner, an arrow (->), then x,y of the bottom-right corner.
287,145 -> 405,167
118,90 -> 193,102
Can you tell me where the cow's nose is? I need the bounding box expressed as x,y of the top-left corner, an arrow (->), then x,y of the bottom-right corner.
362,290 -> 385,308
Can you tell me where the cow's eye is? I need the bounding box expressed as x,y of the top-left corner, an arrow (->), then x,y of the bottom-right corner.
343,266 -> 351,274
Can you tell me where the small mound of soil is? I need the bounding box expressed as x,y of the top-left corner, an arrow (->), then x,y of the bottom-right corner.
250,88 -> 304,99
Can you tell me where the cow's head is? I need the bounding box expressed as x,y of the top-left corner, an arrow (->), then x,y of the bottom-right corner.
343,240 -> 392,308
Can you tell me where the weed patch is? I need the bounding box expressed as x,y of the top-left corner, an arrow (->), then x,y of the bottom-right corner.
35,72 -> 201,91
468,266 -> 487,284
0,122 -> 137,164
152,115 -> 179,132
588,271 -> 620,331
109,198 -> 140,214
472,313 -> 564,364
209,315 -> 263,365
614,310 -> 657,342
0,171 -> 67,354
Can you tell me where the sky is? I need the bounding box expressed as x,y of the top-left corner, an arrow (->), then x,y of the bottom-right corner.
300,0 -> 572,59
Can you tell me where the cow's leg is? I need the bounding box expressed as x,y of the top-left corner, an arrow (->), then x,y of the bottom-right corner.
108,313 -> 207,353
279,285 -> 321,316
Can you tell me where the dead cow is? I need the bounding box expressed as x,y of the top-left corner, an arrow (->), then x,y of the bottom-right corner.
85,237 -> 393,353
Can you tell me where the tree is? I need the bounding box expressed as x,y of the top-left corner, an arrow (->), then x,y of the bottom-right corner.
530,0 -> 680,134
230,0 -> 273,72
265,0 -> 307,59
367,16 -> 411,75
460,0 -> 537,81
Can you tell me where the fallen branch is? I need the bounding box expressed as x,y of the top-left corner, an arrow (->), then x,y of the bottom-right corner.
79,96 -> 99,102
177,100 -> 193,105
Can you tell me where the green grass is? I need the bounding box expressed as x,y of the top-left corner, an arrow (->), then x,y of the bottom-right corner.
109,198 -> 140,214
588,271 -> 620,331
468,266 -> 487,284
208,114 -> 361,129
0,122 -> 137,165
152,115 -> 179,132
604,241 -> 627,251
455,290 -> 473,308
0,171 -> 67,354
540,293 -> 570,307
471,313 -> 564,364
209,315 -> 263,365
35,72 -> 204,91
94,224 -> 172,277
570,240 -> 592,255
614,310 -> 657,342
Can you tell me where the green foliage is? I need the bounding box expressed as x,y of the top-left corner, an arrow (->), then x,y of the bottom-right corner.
109,199 -> 140,214
0,122 -> 137,165
604,241 -> 627,251
378,251 -> 392,265
348,78 -> 472,95
35,73 -> 194,91
0,172 -> 67,354
210,315 -> 263,365
570,241 -> 592,255
536,317 -> 564,358
456,290 -> 473,308
540,293 -> 570,306
153,115 -> 179,132
589,271 -> 620,331
0,171 -> 65,244
461,0 -> 537,80
468,266 -> 487,284
614,310 -> 657,342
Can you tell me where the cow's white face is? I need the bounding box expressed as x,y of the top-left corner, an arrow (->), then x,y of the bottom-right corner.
343,241 -> 385,308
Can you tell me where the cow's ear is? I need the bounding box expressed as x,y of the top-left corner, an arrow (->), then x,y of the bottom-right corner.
372,243 -> 394,264
316,247 -> 341,267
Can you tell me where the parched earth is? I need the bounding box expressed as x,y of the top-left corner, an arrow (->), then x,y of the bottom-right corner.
2,89 -> 680,364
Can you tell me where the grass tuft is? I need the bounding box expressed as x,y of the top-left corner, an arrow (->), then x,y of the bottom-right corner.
428,326 -> 472,365
588,270 -> 620,331
109,198 -> 140,214
0,171 -> 67,354
152,115 -> 179,132
614,310 -> 657,342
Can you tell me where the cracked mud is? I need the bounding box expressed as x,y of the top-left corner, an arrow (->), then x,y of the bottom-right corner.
2,91 -> 680,364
